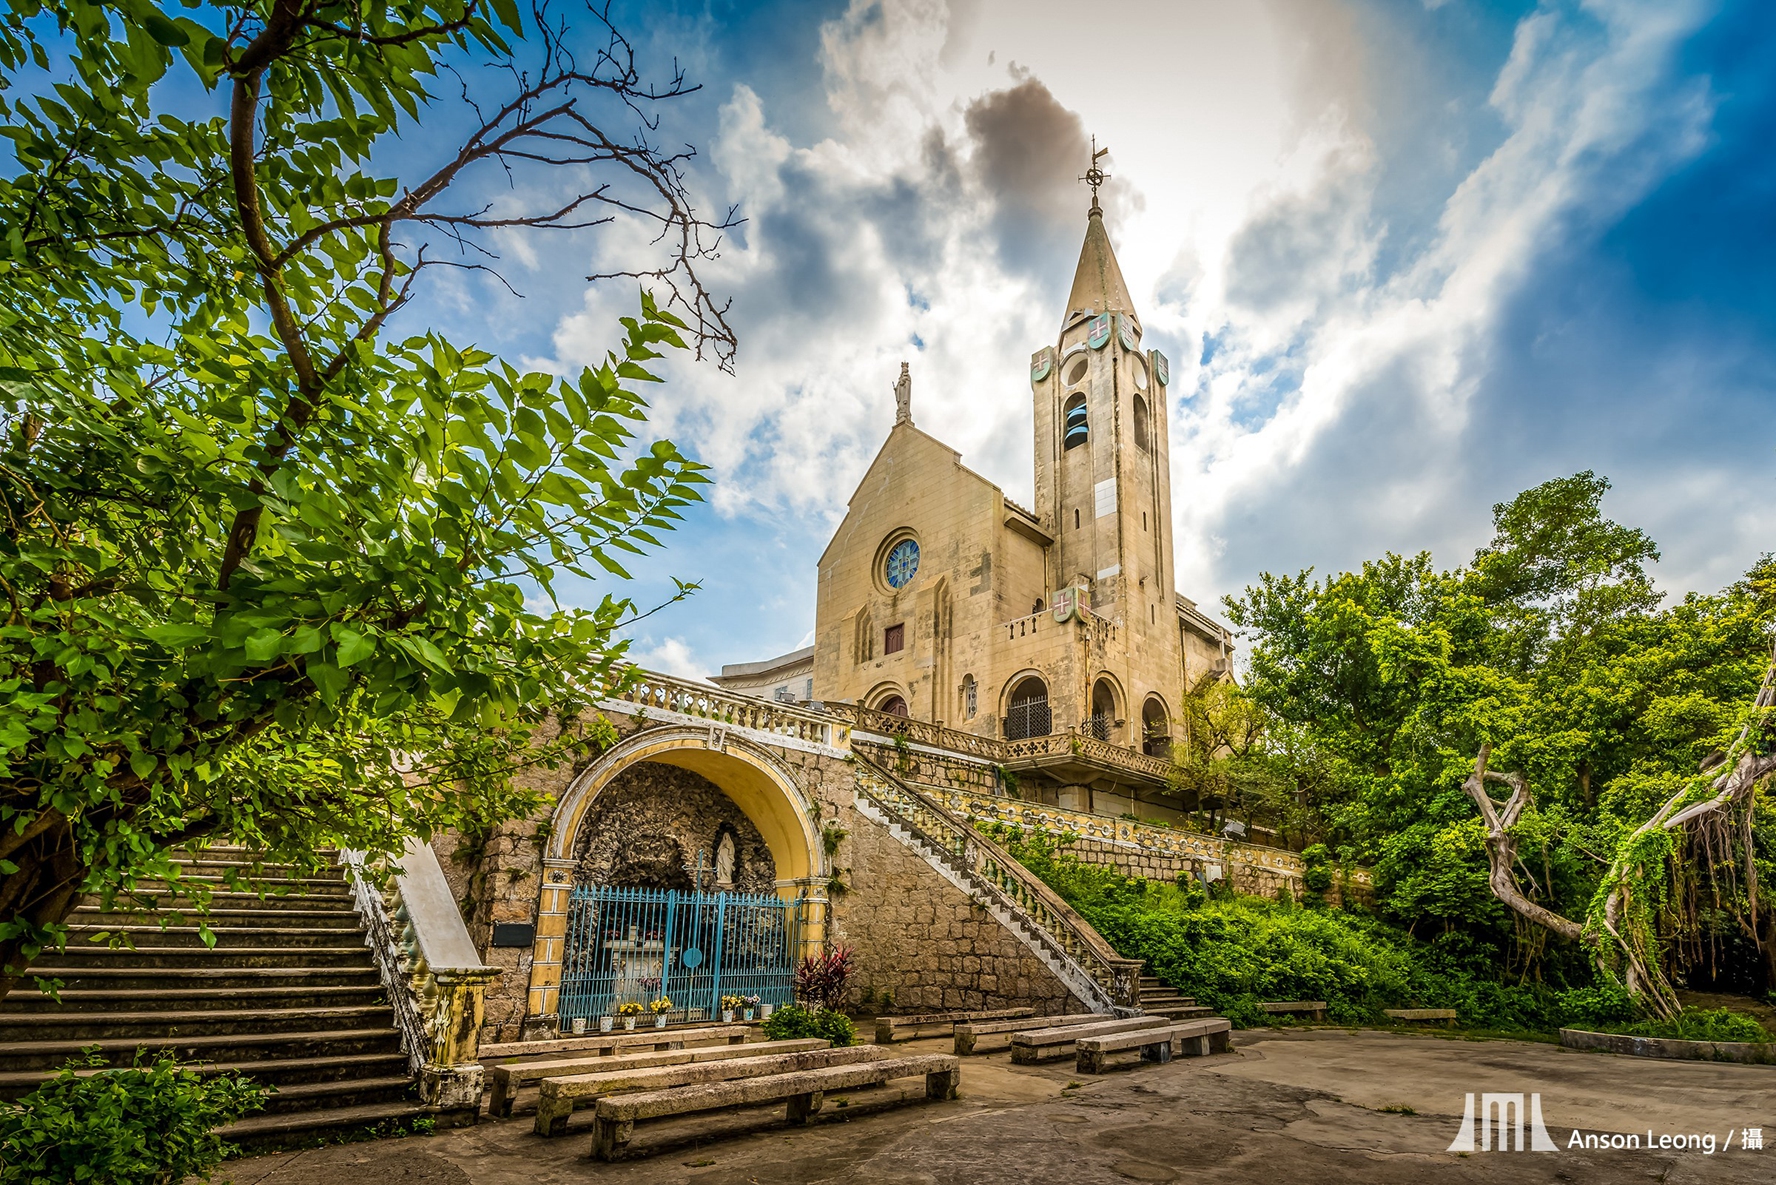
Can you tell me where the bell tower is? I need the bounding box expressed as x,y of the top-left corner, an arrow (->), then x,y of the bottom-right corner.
1029,142 -> 1181,743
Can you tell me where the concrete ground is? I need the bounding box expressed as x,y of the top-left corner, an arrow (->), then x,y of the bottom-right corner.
222,1028 -> 1776,1184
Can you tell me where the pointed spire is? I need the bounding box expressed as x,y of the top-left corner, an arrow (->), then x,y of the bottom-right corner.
1065,138 -> 1134,330
1063,209 -> 1136,329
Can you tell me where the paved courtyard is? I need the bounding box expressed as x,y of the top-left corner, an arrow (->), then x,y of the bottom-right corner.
223,1029 -> 1776,1184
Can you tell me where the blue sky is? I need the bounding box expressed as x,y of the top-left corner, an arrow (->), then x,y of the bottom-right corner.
399,0 -> 1776,680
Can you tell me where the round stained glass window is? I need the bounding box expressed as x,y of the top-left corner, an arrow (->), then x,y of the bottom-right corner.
885,538 -> 920,589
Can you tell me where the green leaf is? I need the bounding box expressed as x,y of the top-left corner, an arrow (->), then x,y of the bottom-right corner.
332,627 -> 375,668
140,9 -> 190,46
243,629 -> 283,664
145,624 -> 210,649
306,661 -> 348,704
128,750 -> 158,780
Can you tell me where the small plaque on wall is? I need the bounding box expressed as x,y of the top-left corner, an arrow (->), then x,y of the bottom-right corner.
491,923 -> 536,948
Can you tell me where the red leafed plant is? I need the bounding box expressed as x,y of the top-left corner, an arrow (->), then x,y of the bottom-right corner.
794,944 -> 854,1009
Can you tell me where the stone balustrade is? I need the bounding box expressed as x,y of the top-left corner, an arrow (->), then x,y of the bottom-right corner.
610,670 -> 850,749
929,785 -> 1373,888
343,838 -> 502,1110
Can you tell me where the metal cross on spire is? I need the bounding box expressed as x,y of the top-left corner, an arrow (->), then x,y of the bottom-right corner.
1080,136 -> 1110,216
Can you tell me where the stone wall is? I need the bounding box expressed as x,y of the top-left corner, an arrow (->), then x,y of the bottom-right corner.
824,793 -> 1084,1016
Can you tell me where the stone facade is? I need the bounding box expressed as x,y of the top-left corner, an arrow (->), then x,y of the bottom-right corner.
807,212 -> 1236,763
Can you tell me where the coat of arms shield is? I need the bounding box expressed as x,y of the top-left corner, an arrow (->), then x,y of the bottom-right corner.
1030,346 -> 1054,384
1117,314 -> 1139,351
1152,350 -> 1169,387
1086,313 -> 1113,350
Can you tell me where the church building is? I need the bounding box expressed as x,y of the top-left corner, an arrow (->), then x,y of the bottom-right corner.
739,198 -> 1234,818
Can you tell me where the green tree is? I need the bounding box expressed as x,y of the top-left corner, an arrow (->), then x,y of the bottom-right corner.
1226,474 -> 1776,1011
0,0 -> 732,995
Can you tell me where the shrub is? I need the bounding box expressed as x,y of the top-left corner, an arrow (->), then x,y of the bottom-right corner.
794,944 -> 853,1008
0,1049 -> 265,1185
1003,828 -> 1618,1033
760,1004 -> 856,1047
1606,1008 -> 1770,1044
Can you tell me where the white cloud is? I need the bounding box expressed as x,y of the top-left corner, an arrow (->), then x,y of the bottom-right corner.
624,636 -> 712,683
534,0 -> 1743,627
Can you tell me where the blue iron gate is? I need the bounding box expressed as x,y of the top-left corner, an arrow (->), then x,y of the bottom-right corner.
558,885 -> 805,1025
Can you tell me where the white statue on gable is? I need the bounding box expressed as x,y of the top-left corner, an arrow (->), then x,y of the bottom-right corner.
893,361 -> 912,425
714,831 -> 736,888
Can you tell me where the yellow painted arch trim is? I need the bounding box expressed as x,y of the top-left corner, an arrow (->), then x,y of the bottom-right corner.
548,728 -> 823,889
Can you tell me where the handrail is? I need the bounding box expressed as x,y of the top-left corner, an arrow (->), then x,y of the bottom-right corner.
851,754 -> 1142,1011
341,841 -> 501,1108
605,670 -> 849,749
341,852 -> 430,1076
842,701 -> 1177,782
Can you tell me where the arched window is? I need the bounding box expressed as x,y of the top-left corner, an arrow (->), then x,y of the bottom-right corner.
1133,395 -> 1151,453
1142,696 -> 1170,758
961,675 -> 977,719
1063,394 -> 1088,451
1088,680 -> 1117,741
1004,677 -> 1051,740
878,694 -> 909,717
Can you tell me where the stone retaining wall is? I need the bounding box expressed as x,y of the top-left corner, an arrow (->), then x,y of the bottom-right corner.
1559,1028 -> 1776,1064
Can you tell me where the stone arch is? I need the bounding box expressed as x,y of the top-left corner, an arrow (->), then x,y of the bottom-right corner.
864,681 -> 911,717
529,727 -> 826,1026
1090,674 -> 1123,742
1002,671 -> 1051,740
1141,694 -> 1171,757
569,763 -> 776,893
548,727 -> 821,886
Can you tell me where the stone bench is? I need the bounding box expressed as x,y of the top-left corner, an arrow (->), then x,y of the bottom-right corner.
1075,1018 -> 1232,1074
487,1037 -> 826,1118
1009,1016 -> 1169,1065
1259,1001 -> 1327,1021
954,1013 -> 1107,1055
534,1044 -> 886,1136
1383,1008 -> 1457,1025
874,1008 -> 1034,1045
480,1023 -> 749,1062
590,1054 -> 961,1160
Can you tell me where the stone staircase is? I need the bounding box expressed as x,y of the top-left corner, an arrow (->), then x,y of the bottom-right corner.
851,756 -> 1144,1016
0,848 -> 426,1147
1137,974 -> 1213,1020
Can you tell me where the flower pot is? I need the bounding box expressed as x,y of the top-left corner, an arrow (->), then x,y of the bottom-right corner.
623,1016 -> 636,1031
759,1004 -> 773,1020
722,1010 -> 735,1023
655,1015 -> 668,1029
743,1009 -> 755,1022
599,1016 -> 614,1033
571,1017 -> 587,1035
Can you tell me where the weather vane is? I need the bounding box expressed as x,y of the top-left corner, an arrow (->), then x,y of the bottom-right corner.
1080,136 -> 1110,216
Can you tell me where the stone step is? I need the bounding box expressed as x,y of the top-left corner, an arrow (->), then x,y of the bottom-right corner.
73,905 -> 361,929
1140,994 -> 1196,1007
140,868 -> 351,887
1145,1004 -> 1216,1021
0,984 -> 388,1013
22,965 -> 382,992
0,1005 -> 398,1041
219,1098 -> 435,1152
0,1027 -> 404,1072
99,895 -> 360,916
44,944 -> 375,970
252,1074 -> 416,1116
64,923 -> 367,950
